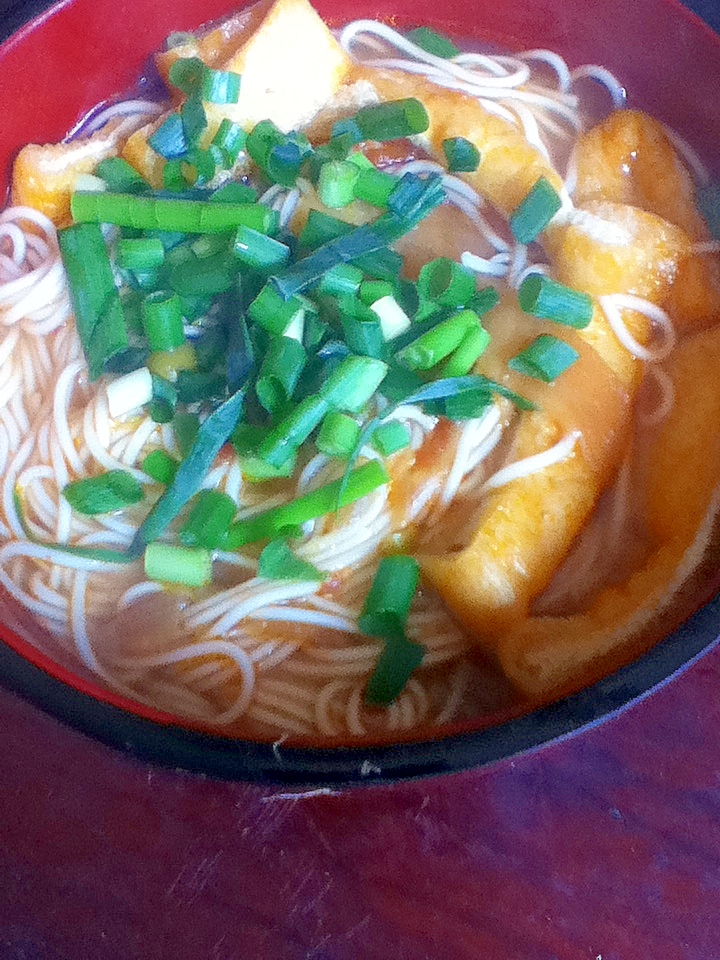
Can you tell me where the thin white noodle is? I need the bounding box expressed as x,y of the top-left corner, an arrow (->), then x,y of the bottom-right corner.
599,294 -> 676,362
481,431 -> 580,495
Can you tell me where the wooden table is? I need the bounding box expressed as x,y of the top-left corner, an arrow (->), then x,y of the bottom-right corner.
2,2 -> 720,957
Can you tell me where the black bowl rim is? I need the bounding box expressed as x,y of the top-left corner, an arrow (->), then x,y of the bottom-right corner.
1,592 -> 719,788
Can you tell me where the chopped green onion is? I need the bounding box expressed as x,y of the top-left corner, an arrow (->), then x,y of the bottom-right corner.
318,263 -> 363,297
173,410 -> 200,457
440,322 -> 491,377
359,279 -> 394,306
233,225 -> 290,272
353,98 -> 430,142
181,97 -> 207,148
57,222 -> 129,381
316,411 -> 361,459
248,282 -> 311,336
508,334 -> 579,382
256,393 -> 329,468
371,419 -> 411,456
319,355 -> 388,412
71,191 -> 278,235
129,386 -> 246,555
272,184 -> 444,301
352,165 -> 397,208
211,119 -> 246,165
116,237 -> 166,271
63,470 -> 144,516
517,273 -> 594,329
180,489 -> 237,549
298,209 -> 352,250
417,256 -> 476,309
255,335 -> 307,414
257,538 -> 324,581
211,181 -> 257,205
443,387 -> 493,421
144,542 -> 212,588
95,157 -> 148,194
141,449 -> 178,485
398,309 -> 478,371
148,113 -> 187,161
224,459 -> 389,548
359,554 -> 420,640
365,636 -> 424,705
442,136 -> 480,172
168,249 -> 237,298
339,298 -> 385,359
142,291 -> 185,352
201,67 -> 241,104
369,294 -> 411,341
168,56 -> 205,97
406,26 -> 460,58
509,176 -> 563,244
317,160 -> 360,209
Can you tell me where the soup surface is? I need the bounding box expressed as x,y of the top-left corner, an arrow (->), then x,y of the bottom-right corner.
2,0 -> 720,743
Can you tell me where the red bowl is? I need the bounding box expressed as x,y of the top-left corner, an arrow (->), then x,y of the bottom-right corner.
0,0 -> 719,785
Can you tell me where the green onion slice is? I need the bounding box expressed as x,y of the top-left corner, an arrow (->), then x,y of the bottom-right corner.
517,273 -> 594,329
442,136 -> 480,172
144,542 -> 213,588
257,538 -> 324,581
508,334 -> 579,382
63,470 -> 144,516
509,176 -> 563,244
129,385 -> 246,556
224,460 -> 389,548
57,223 -> 129,381
180,489 -> 237,549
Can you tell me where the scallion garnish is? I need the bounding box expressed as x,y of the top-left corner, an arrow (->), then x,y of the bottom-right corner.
509,176 -> 563,244
257,538 -> 324,581
142,449 -> 178,485
508,334 -> 579,382
148,113 -> 187,161
179,489 -> 237,549
255,335 -> 307,414
142,291 -> 185,352
417,256 -> 476,309
517,273 -> 594,329
63,470 -> 144,516
405,26 -> 460,59
144,541 -> 213,588
360,554 -> 424,704
200,67 -> 241,104
353,98 -> 430,142
317,159 -> 360,209
442,136 -> 480,172
398,309 -> 478,371
316,411 -> 361,459
370,420 -> 411,456
129,385 -> 246,556
57,222 -> 129,380
71,191 -> 278,235
223,460 -> 389,548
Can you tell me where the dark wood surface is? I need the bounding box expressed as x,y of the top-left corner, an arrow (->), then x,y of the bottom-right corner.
2,2 -> 720,958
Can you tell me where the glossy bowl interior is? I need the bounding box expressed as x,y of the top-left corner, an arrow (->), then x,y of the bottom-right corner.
1,0 -> 719,786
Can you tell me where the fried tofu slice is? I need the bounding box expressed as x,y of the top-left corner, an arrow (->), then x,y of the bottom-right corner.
497,324 -> 720,700
573,110 -> 720,333
419,201 -> 694,635
11,119 -> 131,226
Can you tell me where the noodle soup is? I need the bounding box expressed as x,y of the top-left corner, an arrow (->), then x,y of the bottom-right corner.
2,0 -> 720,744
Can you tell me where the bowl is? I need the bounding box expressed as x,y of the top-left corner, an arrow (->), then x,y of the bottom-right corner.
0,0 -> 719,786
